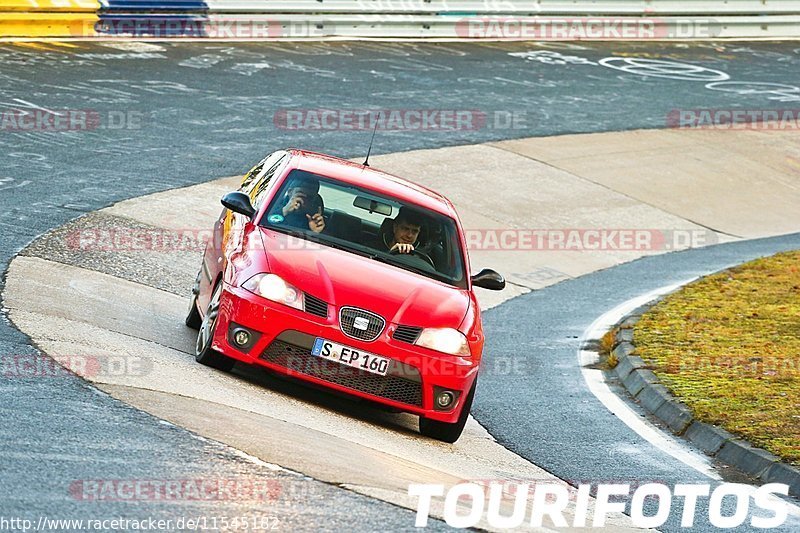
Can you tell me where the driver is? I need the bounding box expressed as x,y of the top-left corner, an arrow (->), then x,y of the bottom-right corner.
373,206 -> 426,254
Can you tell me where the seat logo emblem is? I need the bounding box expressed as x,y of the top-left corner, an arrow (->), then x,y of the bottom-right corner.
353,317 -> 370,331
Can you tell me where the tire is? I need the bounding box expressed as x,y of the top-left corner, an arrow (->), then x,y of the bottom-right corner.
185,269 -> 203,329
194,281 -> 236,372
419,380 -> 476,444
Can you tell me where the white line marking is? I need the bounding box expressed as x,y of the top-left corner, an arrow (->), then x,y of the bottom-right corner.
578,281 -> 800,518
577,280 -> 717,476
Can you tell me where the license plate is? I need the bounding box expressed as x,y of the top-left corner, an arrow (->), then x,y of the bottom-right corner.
311,338 -> 390,376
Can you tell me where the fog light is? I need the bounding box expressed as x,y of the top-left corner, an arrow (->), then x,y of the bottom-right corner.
233,329 -> 251,347
436,391 -> 455,409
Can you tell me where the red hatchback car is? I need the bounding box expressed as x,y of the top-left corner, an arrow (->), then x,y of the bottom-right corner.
186,149 -> 505,442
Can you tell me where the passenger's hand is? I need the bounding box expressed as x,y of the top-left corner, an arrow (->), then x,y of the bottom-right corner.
390,243 -> 414,254
307,207 -> 325,233
282,192 -> 307,216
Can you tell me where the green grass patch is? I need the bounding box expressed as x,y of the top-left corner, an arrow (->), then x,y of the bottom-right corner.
599,327 -> 619,369
634,251 -> 800,466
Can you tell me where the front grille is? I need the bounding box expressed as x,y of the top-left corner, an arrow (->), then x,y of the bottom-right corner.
260,339 -> 422,407
393,325 -> 423,344
339,306 -> 385,342
303,292 -> 329,318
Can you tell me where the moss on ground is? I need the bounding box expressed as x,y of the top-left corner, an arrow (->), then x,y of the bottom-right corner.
634,251 -> 800,466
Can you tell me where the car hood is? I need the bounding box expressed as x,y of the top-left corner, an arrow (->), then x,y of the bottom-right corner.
258,228 -> 470,329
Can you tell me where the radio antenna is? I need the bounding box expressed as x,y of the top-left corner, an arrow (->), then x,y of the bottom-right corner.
363,111 -> 381,167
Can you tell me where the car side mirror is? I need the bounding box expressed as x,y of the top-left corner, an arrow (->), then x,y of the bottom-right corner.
471,268 -> 506,291
221,191 -> 256,219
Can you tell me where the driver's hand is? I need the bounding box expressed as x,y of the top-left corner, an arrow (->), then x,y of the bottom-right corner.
282,192 -> 307,216
307,207 -> 325,234
390,243 -> 414,254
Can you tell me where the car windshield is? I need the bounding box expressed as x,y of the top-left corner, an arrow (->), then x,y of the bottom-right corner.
261,169 -> 467,289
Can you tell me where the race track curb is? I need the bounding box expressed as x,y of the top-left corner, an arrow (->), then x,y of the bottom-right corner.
610,302 -> 800,498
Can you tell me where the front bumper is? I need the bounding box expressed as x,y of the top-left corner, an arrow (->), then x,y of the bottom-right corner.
211,283 -> 479,423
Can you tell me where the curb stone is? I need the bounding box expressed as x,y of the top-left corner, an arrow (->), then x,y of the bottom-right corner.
608,309 -> 800,498
621,367 -> 657,397
611,343 -> 639,380
765,463 -> 800,496
635,383 -> 670,416
717,440 -> 780,479
684,422 -> 736,456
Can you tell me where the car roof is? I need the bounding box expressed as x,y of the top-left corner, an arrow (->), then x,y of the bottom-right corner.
284,149 -> 458,218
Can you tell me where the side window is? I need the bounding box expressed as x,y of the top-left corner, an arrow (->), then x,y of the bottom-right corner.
241,151 -> 286,196
241,157 -> 268,193
252,154 -> 289,210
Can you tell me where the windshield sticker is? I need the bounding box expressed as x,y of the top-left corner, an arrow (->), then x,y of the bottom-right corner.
268,214 -> 285,224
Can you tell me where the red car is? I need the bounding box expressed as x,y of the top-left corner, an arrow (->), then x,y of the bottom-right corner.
186,149 -> 505,442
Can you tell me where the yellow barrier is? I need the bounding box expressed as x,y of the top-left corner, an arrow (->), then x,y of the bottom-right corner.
0,12 -> 98,38
0,1 -> 97,12
0,1 -> 98,38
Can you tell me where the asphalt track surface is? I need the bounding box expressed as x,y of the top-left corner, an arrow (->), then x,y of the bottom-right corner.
1,40 -> 800,528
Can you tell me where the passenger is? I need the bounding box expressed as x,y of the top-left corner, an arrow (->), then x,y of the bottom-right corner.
279,176 -> 326,234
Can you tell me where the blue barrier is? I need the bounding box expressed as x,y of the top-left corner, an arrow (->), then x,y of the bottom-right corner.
99,1 -> 209,10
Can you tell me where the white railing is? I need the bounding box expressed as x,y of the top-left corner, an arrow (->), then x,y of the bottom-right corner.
196,13 -> 800,39
195,1 -> 800,15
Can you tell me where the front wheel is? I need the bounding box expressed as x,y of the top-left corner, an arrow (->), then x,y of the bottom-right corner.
195,282 -> 235,372
419,381 -> 476,443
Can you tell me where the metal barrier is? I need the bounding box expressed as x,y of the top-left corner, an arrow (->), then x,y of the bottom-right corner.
2,0 -> 800,39
99,1 -> 800,16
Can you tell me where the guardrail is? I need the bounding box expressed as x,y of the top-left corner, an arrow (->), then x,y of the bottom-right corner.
2,0 -> 800,39
0,1 -> 98,38
100,1 -> 800,16
0,0 -> 97,11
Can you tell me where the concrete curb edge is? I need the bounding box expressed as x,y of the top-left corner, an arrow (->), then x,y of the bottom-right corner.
610,306 -> 800,498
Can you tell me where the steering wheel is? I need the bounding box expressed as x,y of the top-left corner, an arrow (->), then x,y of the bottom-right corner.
390,247 -> 436,268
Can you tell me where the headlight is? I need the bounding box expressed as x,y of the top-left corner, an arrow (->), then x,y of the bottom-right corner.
242,273 -> 303,311
415,328 -> 471,356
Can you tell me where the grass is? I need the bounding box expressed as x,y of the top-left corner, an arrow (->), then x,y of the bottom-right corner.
634,250 -> 800,466
599,328 -> 619,368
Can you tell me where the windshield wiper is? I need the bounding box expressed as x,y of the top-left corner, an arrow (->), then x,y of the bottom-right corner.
368,252 -> 393,265
266,226 -> 371,257
266,225 -> 310,240
323,239 -> 372,258
369,253 -> 451,283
